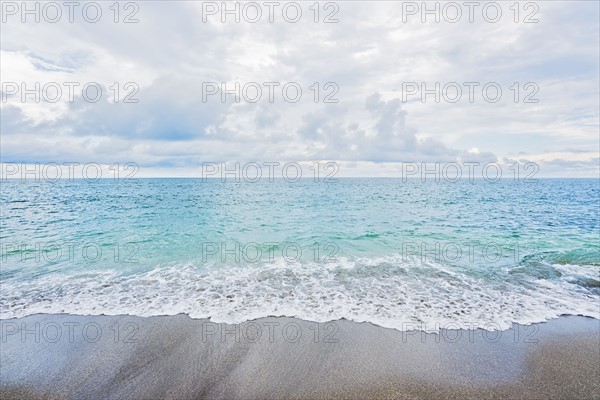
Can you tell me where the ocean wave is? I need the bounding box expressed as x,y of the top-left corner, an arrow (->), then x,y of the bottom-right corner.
1,254 -> 598,331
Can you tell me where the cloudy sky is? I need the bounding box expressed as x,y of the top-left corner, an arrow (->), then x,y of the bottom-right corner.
1,1 -> 598,177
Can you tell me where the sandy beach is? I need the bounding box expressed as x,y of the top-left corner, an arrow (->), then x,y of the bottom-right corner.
1,314 -> 598,399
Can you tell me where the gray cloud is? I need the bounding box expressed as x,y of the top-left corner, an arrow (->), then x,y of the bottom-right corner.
1,1 -> 598,176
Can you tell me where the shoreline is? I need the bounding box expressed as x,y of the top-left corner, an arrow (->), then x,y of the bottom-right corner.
1,314 -> 599,399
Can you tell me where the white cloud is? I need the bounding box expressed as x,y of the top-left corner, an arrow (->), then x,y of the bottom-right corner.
1,1 -> 598,177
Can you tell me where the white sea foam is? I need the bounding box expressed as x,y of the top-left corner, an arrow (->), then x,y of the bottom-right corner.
1,255 -> 598,331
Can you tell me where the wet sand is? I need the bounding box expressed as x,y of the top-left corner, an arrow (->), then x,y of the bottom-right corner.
1,314 -> 599,399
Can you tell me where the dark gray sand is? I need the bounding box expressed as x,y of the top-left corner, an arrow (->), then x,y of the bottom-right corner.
1,314 -> 599,399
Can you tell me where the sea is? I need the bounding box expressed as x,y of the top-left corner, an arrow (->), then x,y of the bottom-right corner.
1,178 -> 599,331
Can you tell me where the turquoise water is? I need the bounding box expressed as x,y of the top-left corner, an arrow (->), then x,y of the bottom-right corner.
1,179 -> 599,330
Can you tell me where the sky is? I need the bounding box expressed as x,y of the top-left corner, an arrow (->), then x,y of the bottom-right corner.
1,1 -> 599,177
